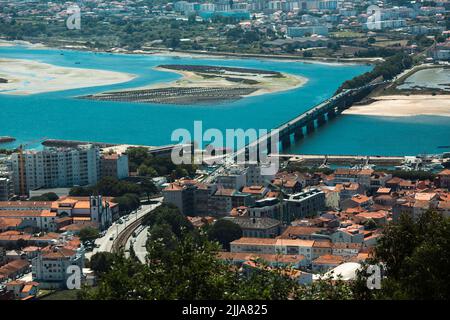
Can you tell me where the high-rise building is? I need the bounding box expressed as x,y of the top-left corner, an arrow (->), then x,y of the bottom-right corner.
9,145 -> 100,195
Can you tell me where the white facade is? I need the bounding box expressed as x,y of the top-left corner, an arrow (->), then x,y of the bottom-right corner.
10,145 -> 100,194
32,246 -> 85,289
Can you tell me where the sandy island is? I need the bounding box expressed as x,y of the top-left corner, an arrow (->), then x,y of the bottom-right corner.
0,58 -> 136,95
343,95 -> 450,117
148,65 -> 307,97
82,64 -> 307,105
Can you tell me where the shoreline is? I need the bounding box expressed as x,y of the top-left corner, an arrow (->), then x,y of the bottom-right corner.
0,57 -> 136,95
149,65 -> 308,97
0,38 -> 377,66
343,95 -> 450,117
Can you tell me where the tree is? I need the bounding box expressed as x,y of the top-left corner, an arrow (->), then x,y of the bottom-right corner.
373,210 -> 450,299
208,219 -> 242,250
79,227 -> 100,243
29,192 -> 59,201
90,252 -> 115,274
143,204 -> 193,238
113,193 -> 140,215
140,178 -> 158,202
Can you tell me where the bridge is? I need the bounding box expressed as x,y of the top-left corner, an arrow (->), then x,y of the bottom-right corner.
201,82 -> 386,183
236,81 -> 386,160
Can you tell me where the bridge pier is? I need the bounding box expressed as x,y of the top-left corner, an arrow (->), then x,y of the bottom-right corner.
306,121 -> 315,134
281,135 -> 291,150
328,109 -> 336,119
293,127 -> 304,141
317,114 -> 326,126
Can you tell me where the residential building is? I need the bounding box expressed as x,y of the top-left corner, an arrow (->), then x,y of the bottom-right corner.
438,169 -> 450,189
286,187 -> 326,219
228,216 -> 282,238
32,245 -> 85,289
216,165 -> 246,190
10,145 -> 100,195
100,152 -> 129,180
312,254 -> 345,273
230,237 -> 315,262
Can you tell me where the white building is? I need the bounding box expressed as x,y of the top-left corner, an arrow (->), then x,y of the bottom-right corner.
32,244 -> 85,289
10,145 -> 100,195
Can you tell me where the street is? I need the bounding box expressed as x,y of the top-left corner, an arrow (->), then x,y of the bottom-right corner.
85,198 -> 162,260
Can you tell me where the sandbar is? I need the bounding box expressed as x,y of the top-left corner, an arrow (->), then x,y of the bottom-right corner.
343,95 -> 450,117
0,58 -> 136,95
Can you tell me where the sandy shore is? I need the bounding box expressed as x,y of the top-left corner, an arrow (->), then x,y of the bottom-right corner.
145,65 -> 307,97
0,58 -> 136,95
343,95 -> 450,117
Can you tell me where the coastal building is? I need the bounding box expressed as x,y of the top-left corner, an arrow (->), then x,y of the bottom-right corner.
0,158 -> 13,201
10,145 -> 100,195
100,152 -> 129,180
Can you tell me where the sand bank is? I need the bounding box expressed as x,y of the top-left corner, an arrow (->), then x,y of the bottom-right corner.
0,58 -> 136,95
343,95 -> 450,117
149,65 -> 307,96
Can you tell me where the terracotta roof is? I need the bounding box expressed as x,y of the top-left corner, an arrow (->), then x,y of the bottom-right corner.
313,254 -> 345,265
438,169 -> 450,176
218,252 -> 306,264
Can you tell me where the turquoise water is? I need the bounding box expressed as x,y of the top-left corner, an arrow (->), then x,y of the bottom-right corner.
0,46 -> 448,155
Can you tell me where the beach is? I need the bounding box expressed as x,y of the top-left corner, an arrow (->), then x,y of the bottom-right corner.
0,58 -> 136,95
343,95 -> 450,117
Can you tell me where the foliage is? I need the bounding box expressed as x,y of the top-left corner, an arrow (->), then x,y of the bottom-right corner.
29,192 -> 59,201
336,52 -> 413,93
373,211 -> 450,299
90,252 -> 115,275
207,219 -> 243,251
79,226 -> 100,242
113,193 -> 140,215
127,147 -> 197,180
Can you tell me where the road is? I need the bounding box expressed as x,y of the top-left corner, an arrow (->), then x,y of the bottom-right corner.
126,226 -> 149,263
85,198 -> 162,260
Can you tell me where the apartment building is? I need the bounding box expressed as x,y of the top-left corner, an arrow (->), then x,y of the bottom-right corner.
100,152 -> 129,180
10,145 -> 100,195
228,216 -> 282,238
32,245 -> 85,289
230,237 -> 315,262
286,187 -> 326,219
0,158 -> 13,201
